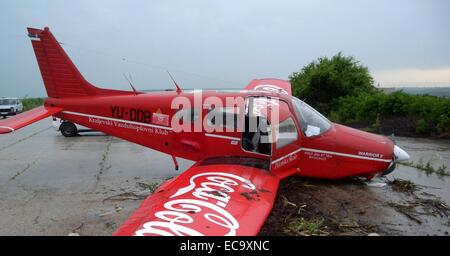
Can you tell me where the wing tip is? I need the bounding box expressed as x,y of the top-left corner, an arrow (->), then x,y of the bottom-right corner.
0,126 -> 15,134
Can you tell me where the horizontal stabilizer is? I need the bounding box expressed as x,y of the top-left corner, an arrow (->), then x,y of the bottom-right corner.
0,106 -> 62,134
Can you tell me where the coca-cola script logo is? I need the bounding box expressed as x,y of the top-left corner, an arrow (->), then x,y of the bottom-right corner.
254,84 -> 288,94
134,172 -> 256,236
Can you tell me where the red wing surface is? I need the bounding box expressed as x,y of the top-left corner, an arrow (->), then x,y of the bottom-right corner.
245,78 -> 292,95
0,106 -> 62,134
114,159 -> 279,236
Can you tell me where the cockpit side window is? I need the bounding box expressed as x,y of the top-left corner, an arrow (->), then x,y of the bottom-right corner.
292,97 -> 331,137
275,117 -> 298,149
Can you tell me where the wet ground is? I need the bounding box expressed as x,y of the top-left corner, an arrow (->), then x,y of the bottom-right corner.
261,136 -> 450,236
0,118 -> 449,235
0,118 -> 192,235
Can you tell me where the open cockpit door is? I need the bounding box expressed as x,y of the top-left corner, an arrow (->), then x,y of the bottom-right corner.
239,96 -> 302,175
269,100 -> 302,176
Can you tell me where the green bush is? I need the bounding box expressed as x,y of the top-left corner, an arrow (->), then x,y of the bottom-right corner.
437,114 -> 450,133
416,119 -> 426,134
291,53 -> 450,136
21,98 -> 44,111
290,52 -> 376,113
331,91 -> 450,135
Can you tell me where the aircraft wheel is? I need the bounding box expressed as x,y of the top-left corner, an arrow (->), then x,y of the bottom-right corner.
60,122 -> 78,137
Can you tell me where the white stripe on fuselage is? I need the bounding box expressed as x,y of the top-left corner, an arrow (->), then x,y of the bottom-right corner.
205,133 -> 241,141
61,111 -> 172,130
61,111 -> 389,163
301,147 -> 391,162
272,147 -> 391,164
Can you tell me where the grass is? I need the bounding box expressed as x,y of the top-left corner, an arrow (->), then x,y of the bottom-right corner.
388,179 -> 418,194
147,182 -> 160,194
422,198 -> 449,217
400,159 -> 449,178
435,164 -> 449,177
283,217 -> 327,236
21,97 -> 44,111
136,181 -> 160,194
388,197 -> 449,223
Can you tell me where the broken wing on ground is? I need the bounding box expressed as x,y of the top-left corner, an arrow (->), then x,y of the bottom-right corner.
114,159 -> 279,236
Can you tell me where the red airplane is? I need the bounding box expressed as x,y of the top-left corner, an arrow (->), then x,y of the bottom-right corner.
0,27 -> 410,236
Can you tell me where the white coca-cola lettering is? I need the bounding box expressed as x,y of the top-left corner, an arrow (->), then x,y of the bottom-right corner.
254,84 -> 288,94
134,172 -> 256,236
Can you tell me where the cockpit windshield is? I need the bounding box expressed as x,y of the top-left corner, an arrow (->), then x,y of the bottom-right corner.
292,97 -> 331,137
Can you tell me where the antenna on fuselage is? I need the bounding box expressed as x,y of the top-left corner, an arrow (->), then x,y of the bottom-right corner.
166,70 -> 182,93
123,73 -> 138,95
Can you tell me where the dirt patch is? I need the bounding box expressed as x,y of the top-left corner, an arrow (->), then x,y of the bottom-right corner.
259,177 -> 378,236
385,179 -> 450,225
387,179 -> 418,194
378,116 -> 422,137
388,198 -> 449,224
102,192 -> 147,202
240,190 -> 260,201
260,175 -> 450,236
207,190 -> 228,198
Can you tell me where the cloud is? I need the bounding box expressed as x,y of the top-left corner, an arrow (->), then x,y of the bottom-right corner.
373,68 -> 450,87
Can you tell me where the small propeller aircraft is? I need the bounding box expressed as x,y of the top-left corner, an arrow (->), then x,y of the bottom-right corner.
0,27 -> 410,236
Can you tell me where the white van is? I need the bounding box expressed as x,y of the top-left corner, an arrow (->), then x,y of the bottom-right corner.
52,117 -> 94,137
0,98 -> 23,118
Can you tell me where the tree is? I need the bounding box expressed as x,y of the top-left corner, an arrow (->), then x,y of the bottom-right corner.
289,52 -> 376,113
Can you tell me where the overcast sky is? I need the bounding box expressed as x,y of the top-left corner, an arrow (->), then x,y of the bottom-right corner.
0,0 -> 449,97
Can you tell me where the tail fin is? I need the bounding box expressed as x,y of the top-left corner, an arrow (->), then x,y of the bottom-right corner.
27,27 -> 131,98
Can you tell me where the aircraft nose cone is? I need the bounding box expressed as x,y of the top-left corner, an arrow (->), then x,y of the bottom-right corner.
394,145 -> 410,162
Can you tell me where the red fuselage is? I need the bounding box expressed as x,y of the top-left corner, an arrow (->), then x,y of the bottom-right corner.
45,89 -> 394,180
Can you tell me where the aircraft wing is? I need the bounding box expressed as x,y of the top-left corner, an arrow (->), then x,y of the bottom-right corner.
114,158 -> 280,236
0,106 -> 62,134
245,78 -> 292,95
